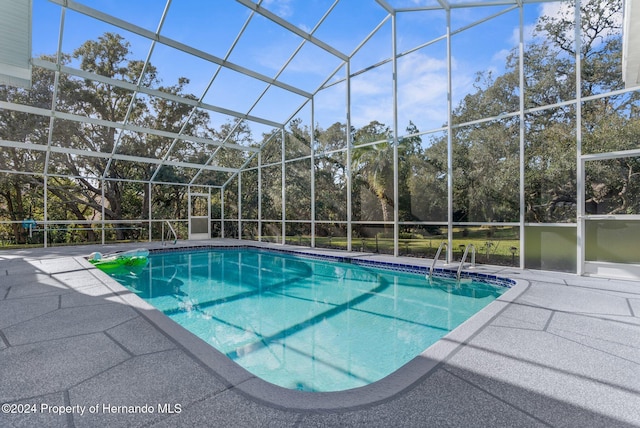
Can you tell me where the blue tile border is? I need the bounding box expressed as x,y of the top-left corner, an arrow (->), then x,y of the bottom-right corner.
147,244 -> 515,289
347,258 -> 514,288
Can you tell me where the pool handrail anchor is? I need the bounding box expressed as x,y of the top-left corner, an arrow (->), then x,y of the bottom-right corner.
162,220 -> 178,245
456,243 -> 476,282
428,242 -> 448,281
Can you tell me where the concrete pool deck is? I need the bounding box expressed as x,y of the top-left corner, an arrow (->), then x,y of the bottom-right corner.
1,240 -> 639,427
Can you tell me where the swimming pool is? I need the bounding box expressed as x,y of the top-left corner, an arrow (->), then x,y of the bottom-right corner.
109,247 -> 510,392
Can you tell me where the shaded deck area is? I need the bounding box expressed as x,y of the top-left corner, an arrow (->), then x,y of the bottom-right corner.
1,241 -> 639,427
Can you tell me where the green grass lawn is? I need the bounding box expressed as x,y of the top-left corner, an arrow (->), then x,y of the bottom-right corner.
279,226 -> 520,267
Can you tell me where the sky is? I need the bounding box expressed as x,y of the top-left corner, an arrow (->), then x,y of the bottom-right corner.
30,0 -> 562,142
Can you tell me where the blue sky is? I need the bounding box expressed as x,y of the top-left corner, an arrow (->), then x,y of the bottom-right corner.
31,0 -> 554,141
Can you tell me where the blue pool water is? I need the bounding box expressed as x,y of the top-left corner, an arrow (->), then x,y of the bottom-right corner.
110,248 -> 507,392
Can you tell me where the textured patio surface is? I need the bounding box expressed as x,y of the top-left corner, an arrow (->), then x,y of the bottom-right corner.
1,241 -> 639,427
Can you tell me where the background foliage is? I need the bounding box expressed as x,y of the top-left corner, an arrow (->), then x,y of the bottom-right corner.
1,0 -> 638,267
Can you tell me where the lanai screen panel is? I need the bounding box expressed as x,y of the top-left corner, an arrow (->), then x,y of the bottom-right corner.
1,0 -> 638,276
2,0 -> 553,189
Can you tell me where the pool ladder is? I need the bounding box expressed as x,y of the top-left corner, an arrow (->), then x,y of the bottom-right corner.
162,220 -> 178,246
428,242 -> 448,281
428,242 -> 476,282
456,244 -> 476,281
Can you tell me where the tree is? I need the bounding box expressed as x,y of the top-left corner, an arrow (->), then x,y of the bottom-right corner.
51,33 -> 209,239
0,55 -> 59,243
283,119 -> 312,228
314,122 -> 348,232
534,0 -> 638,219
351,120 -> 393,226
434,0 -> 634,223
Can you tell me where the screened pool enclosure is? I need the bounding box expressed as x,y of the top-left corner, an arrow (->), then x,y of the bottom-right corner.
1,0 -> 639,278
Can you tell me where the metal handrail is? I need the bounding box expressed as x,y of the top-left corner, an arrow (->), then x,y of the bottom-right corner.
456,244 -> 476,281
162,220 -> 178,245
428,242 -> 448,280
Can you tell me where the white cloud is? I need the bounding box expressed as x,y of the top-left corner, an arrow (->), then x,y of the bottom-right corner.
539,1 -> 572,21
262,0 -> 293,19
492,48 -> 512,64
398,54 -> 448,104
298,23 -> 313,33
254,44 -> 295,72
349,67 -> 393,128
313,82 -> 347,127
398,53 -> 474,132
351,69 -> 389,97
509,23 -> 537,46
312,51 -> 479,133
349,52 -> 474,132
